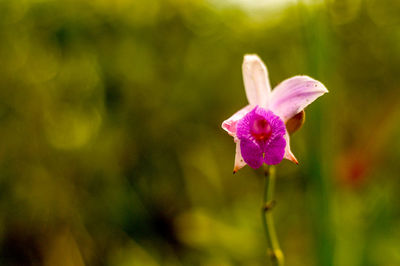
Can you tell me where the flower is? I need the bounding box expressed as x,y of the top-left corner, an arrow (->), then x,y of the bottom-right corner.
222,55 -> 328,173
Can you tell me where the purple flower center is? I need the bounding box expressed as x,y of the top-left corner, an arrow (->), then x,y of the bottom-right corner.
236,106 -> 287,168
251,118 -> 272,141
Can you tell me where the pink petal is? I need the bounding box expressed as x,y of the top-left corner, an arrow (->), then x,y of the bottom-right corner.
239,138 -> 264,169
242,55 -> 271,108
233,140 -> 247,173
264,135 -> 286,165
283,133 -> 298,164
269,76 -> 328,122
236,106 -> 286,167
221,105 -> 253,137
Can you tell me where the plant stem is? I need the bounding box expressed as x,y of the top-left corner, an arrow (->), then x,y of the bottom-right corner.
262,165 -> 284,266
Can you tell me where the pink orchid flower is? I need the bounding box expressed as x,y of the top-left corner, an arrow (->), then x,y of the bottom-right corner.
222,55 -> 328,173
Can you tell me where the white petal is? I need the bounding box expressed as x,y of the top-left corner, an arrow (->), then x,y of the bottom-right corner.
233,140 -> 247,173
221,105 -> 253,137
242,54 -> 271,108
283,133 -> 298,164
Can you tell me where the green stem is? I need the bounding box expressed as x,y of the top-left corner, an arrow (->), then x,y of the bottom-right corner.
262,165 -> 284,266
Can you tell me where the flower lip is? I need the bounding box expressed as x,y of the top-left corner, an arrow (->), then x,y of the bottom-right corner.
236,106 -> 287,167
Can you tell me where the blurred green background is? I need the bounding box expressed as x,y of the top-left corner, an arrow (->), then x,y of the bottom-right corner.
0,0 -> 400,265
